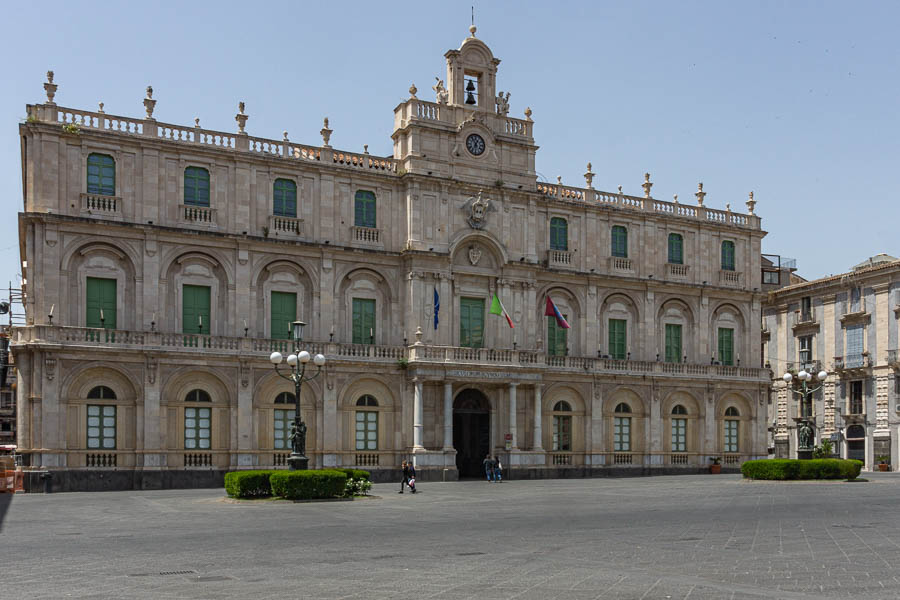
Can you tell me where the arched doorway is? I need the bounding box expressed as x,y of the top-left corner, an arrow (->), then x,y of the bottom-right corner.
846,425 -> 865,462
454,388 -> 490,478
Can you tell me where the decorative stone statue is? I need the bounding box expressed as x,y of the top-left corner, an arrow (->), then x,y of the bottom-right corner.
463,191 -> 496,230
798,421 -> 813,450
433,77 -> 449,104
290,420 -> 307,456
495,91 -> 510,116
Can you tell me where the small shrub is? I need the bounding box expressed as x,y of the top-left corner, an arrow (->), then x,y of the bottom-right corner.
270,469 -> 348,500
344,477 -> 373,497
62,123 -> 80,135
742,459 -> 862,481
224,470 -> 277,498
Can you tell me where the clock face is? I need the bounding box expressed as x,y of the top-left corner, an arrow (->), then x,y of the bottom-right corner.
466,133 -> 486,156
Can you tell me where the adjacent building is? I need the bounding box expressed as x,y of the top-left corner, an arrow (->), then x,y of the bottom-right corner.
764,255 -> 900,468
13,29 -> 770,489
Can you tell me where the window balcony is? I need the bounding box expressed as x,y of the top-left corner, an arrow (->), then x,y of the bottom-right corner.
178,204 -> 217,227
608,256 -> 633,274
547,249 -> 573,269
352,225 -> 381,245
791,311 -> 819,334
834,354 -> 870,372
267,215 -> 303,239
719,270 -> 741,287
888,349 -> 900,368
80,192 -> 122,219
666,263 -> 690,279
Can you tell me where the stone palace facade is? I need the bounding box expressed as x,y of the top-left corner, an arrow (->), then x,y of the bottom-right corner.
765,256 -> 900,469
13,29 -> 770,488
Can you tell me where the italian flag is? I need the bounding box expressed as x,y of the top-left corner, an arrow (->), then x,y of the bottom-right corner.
490,294 -> 514,328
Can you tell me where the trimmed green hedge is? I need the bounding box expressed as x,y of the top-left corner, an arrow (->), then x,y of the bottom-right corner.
741,459 -> 862,480
269,469 -> 348,500
333,468 -> 370,481
224,470 -> 278,498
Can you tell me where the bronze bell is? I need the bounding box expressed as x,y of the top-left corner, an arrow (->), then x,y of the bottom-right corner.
465,79 -> 477,104
465,79 -> 476,91
465,92 -> 476,105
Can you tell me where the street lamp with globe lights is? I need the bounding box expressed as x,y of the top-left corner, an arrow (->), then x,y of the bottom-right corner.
269,320 -> 325,470
782,368 -> 829,459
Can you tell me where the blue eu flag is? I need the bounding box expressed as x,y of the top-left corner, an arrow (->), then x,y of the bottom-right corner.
433,287 -> 440,330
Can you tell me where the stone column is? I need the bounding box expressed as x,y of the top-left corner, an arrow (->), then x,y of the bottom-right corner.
413,379 -> 424,449
533,384 -> 543,450
236,364 -> 253,467
443,382 -> 453,450
15,353 -> 32,450
509,383 -> 518,450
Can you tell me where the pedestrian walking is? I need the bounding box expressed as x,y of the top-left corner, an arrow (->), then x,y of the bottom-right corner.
483,454 -> 494,482
399,460 -> 410,493
408,461 -> 417,493
493,456 -> 503,482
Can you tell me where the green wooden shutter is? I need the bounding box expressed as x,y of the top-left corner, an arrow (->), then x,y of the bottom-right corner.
721,241 -> 735,271
86,277 -> 117,329
86,153 -> 115,196
665,324 -> 682,363
547,316 -> 567,356
271,291 -> 297,340
550,217 -> 568,251
668,234 -> 683,264
718,327 -> 734,366
184,167 -> 210,207
182,285 -> 211,334
354,191 -> 376,228
460,297 -> 484,348
611,226 -> 627,258
608,319 -> 626,359
273,179 -> 297,217
352,298 -> 376,344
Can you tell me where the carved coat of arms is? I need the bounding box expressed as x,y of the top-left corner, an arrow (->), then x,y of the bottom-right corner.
463,191 -> 496,229
467,245 -> 482,266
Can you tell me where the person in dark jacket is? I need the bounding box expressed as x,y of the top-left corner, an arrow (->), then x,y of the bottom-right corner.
492,456 -> 502,482
399,460 -> 410,493
483,454 -> 494,482
407,462 -> 417,493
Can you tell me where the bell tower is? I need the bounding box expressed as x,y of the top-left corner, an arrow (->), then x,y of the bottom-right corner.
391,26 -> 537,188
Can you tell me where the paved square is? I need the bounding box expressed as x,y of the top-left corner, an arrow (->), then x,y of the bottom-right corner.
4,474 -> 900,599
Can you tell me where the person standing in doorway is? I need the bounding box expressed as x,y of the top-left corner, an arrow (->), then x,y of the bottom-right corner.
399,460 -> 410,493
483,454 -> 494,482
493,456 -> 503,482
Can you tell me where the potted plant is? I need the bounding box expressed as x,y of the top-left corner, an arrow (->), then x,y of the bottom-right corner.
709,456 -> 722,474
877,455 -> 890,472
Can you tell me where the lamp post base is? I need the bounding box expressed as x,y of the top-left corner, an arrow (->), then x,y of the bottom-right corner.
287,454 -> 309,471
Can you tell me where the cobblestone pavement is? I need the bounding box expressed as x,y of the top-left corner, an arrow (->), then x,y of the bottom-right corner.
5,474 -> 900,599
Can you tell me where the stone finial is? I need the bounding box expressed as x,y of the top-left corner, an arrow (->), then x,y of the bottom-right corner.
469,24 -> 477,37
673,194 -> 678,203
143,86 -> 157,119
320,117 -> 333,147
409,83 -> 418,98
283,131 -> 289,142
194,118 -> 201,128
414,325 -> 424,345
584,162 -> 595,188
617,185 -> 623,195
363,144 -> 369,154
726,203 -> 731,212
235,101 -> 248,134
695,182 -> 706,206
524,106 -> 533,121
98,102 -> 104,113
746,191 -> 756,215
641,172 -> 653,198
44,70 -> 58,104
557,175 -> 562,185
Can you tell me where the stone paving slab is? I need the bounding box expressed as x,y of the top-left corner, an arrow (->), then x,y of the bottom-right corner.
4,474 -> 900,599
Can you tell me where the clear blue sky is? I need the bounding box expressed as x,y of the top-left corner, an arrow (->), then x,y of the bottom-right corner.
2,0 -> 897,295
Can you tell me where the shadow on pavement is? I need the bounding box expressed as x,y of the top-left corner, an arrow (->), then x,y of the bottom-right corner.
0,494 -> 11,532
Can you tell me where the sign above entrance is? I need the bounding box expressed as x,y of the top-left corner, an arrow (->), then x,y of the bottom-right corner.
445,369 -> 542,381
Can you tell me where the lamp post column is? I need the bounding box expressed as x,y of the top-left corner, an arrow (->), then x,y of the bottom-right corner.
443,382 -> 453,450
533,384 -> 543,451
508,383 -> 518,450
413,379 -> 424,450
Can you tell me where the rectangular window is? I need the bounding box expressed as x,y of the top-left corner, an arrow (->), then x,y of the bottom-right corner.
800,296 -> 812,322
184,167 -> 210,207
86,277 -> 117,329
273,179 -> 297,217
553,415 -> 572,451
611,226 -> 628,258
667,233 -> 683,264
270,291 -> 297,340
86,153 -> 115,196
846,324 -> 863,367
274,408 -> 295,450
547,315 -> 567,356
724,420 -> 739,452
799,335 -> 813,366
613,416 -> 631,451
671,418 -> 686,452
721,241 -> 735,271
351,298 -> 376,344
608,319 -> 627,360
87,405 -> 116,449
354,190 -> 376,228
850,380 -> 863,414
182,285 -> 211,334
355,411 -> 378,451
185,406 -> 211,449
549,217 -> 568,251
665,324 -> 682,363
763,270 -> 780,285
717,327 -> 734,366
459,297 -> 485,348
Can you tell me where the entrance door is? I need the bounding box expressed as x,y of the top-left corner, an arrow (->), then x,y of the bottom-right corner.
453,389 -> 490,478
846,425 -> 865,462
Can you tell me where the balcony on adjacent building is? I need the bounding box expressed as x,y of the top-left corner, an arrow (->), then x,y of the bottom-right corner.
719,270 -> 741,287
352,226 -> 381,245
834,353 -> 870,372
608,256 -> 634,274
887,349 -> 899,368
547,249 -> 574,269
178,204 -> 217,227
80,193 -> 122,219
267,215 -> 303,239
666,263 -> 690,280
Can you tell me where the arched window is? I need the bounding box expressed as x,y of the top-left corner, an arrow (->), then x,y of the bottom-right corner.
724,407 -> 739,453
273,393 -> 296,450
87,385 -> 116,400
274,392 -> 296,404
184,167 -> 210,207
611,225 -> 628,258
185,389 -> 211,403
671,405 -> 687,452
614,403 -> 631,451
184,390 -> 211,450
355,395 -> 378,450
549,217 -> 568,251
721,240 -> 735,271
86,153 -> 115,196
552,400 -> 572,451
354,190 -> 376,228
667,233 -> 683,264
273,179 -> 297,217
